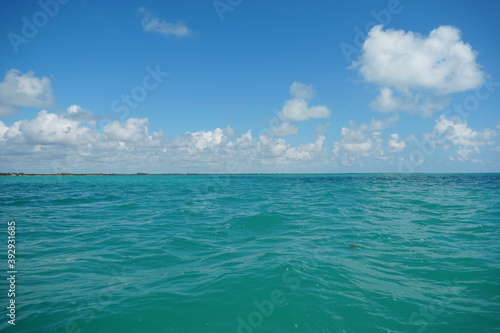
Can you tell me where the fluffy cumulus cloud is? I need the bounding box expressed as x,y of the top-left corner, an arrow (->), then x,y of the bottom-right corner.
370,87 -> 450,117
430,115 -> 495,162
0,69 -> 54,117
433,115 -> 494,147
271,82 -> 331,137
387,133 -> 406,152
332,117 -> 399,165
281,82 -> 331,121
0,121 -> 9,139
104,118 -> 154,143
281,135 -> 326,161
170,127 -> 327,169
173,128 -> 229,154
281,98 -> 331,122
64,105 -> 97,124
17,110 -> 95,145
270,120 -> 298,137
0,105 -> 168,171
355,25 -> 485,116
190,128 -> 225,150
138,7 -> 192,37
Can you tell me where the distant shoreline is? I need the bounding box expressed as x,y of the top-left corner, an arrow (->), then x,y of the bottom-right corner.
1,172 -> 498,177
0,172 -> 395,176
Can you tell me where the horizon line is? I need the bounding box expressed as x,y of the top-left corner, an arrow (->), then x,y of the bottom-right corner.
1,172 -> 499,176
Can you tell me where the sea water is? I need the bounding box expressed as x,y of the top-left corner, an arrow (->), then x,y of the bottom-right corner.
0,174 -> 499,332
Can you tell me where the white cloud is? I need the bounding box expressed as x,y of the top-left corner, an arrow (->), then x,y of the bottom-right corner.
456,146 -> 480,162
0,69 -> 54,117
0,107 -> 169,173
271,120 -> 298,137
190,128 -> 225,150
257,134 -> 289,157
355,25 -> 485,115
357,116 -> 398,132
0,121 -> 8,140
0,103 -> 496,173
338,140 -> 373,153
388,133 -> 406,152
172,127 -> 241,156
224,124 -> 238,137
279,82 -> 331,122
270,82 -> 331,137
0,107 -> 167,168
104,118 -> 157,143
17,110 -> 94,145
282,135 -> 326,161
371,87 -> 401,111
138,7 -> 192,38
168,126 -> 326,169
429,115 -> 496,161
64,105 -> 97,124
289,81 -> 315,99
283,148 -> 311,161
332,117 -> 398,164
370,87 -> 450,117
228,129 -> 253,149
281,98 -> 331,122
433,115 -> 494,147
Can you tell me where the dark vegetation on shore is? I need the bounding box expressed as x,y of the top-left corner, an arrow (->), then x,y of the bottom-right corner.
1,172 -> 191,176
0,172 -> 299,176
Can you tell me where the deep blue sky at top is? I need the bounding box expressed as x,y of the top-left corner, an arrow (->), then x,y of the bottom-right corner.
1,1 -> 498,131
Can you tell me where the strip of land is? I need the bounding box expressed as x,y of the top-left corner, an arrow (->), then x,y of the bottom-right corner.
0,172 -> 316,176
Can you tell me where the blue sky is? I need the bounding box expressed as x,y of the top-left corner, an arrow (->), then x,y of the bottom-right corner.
0,0 -> 499,173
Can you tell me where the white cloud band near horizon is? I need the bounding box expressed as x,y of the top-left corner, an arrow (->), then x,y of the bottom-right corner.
0,103 -> 496,173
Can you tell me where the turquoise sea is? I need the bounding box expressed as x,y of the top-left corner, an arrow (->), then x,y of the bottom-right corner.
1,174 -> 499,332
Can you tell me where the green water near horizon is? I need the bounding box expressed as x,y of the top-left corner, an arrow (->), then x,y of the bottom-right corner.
0,173 -> 499,332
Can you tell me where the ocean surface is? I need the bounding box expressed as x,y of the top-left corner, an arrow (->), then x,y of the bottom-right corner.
1,173 -> 499,332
